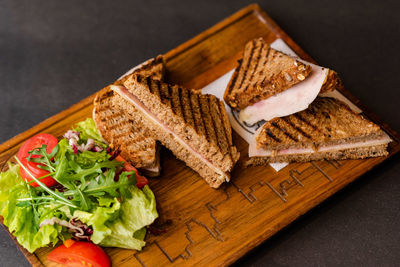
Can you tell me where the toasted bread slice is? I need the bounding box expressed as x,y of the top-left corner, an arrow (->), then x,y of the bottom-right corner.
113,75 -> 240,188
224,37 -> 312,109
224,38 -> 342,110
246,97 -> 390,166
93,56 -> 165,176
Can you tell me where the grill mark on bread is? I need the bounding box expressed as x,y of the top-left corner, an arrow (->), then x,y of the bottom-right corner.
236,39 -> 257,92
169,84 -> 179,116
184,89 -> 196,131
282,117 -> 312,140
193,93 -> 208,140
225,60 -> 242,104
217,99 -> 234,162
153,79 -> 162,101
258,45 -> 271,78
207,97 -> 221,151
293,113 -> 319,131
243,40 -> 264,93
271,121 -> 298,142
158,80 -> 169,108
162,82 -> 172,109
178,86 -> 186,123
145,76 -> 153,94
199,96 -> 216,144
209,96 -> 232,161
266,128 -> 281,142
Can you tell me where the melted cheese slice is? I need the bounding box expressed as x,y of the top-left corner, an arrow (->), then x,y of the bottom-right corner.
239,62 -> 329,125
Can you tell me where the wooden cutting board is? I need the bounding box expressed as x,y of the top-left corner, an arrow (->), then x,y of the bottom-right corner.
1,4 -> 399,267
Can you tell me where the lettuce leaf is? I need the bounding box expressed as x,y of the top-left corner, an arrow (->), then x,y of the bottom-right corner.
0,163 -> 62,253
99,185 -> 158,250
73,185 -> 158,250
118,185 -> 158,232
73,197 -> 121,244
98,223 -> 146,250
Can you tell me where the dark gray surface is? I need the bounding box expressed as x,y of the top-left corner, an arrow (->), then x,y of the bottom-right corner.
1,0 -> 399,266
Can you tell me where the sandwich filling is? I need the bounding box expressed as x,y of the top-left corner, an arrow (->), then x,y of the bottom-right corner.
111,85 -> 229,182
249,133 -> 392,157
239,63 -> 329,125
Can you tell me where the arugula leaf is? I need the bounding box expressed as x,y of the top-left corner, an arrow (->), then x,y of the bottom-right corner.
27,144 -> 59,172
15,156 -> 78,209
64,169 -> 134,200
65,160 -> 122,182
53,139 -> 70,184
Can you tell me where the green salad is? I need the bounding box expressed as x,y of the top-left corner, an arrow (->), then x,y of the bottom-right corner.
0,118 -> 158,253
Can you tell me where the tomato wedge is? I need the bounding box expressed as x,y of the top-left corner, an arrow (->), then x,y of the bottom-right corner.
17,133 -> 58,187
115,155 -> 148,188
48,241 -> 110,267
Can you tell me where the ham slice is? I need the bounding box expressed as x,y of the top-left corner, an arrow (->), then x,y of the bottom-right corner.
239,62 -> 329,125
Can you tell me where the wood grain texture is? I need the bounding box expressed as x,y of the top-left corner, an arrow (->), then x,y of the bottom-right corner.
1,4 -> 399,267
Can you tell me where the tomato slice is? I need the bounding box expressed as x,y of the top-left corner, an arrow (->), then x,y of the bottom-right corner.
17,133 -> 58,187
114,155 -> 148,189
48,241 -> 110,267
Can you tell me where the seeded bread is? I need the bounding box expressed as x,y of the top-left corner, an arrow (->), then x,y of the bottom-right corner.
321,70 -> 343,92
224,37 -> 312,109
224,37 -> 342,110
119,75 -> 240,188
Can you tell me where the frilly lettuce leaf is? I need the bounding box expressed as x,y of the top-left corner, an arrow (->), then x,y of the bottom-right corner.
73,185 -> 158,250
0,163 -> 61,253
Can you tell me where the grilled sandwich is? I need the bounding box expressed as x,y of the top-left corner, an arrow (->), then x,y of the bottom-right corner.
246,97 -> 391,166
112,75 -> 240,188
93,56 -> 164,176
224,37 -> 342,125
